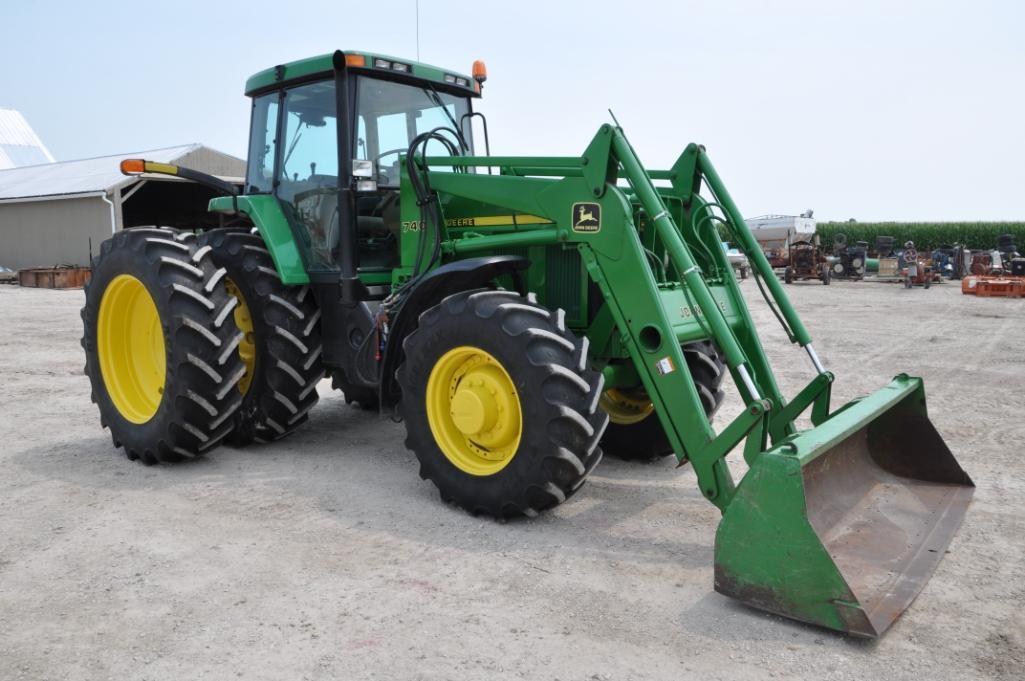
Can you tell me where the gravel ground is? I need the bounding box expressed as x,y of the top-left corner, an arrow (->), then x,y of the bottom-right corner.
1,279 -> 1022,681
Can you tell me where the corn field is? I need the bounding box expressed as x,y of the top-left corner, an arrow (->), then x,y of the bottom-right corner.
814,222 -> 1025,252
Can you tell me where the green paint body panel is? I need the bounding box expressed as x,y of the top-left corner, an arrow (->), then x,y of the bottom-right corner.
210,195 -> 309,284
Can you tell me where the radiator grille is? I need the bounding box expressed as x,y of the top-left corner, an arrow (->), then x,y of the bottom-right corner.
545,246 -> 582,322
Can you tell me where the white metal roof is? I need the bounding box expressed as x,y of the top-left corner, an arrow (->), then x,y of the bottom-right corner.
0,144 -> 211,202
0,108 -> 56,169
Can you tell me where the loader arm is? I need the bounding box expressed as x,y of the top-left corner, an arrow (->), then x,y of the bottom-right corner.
418,125 -> 815,508
412,124 -> 972,637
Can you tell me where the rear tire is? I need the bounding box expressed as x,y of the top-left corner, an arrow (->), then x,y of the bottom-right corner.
82,228 -> 246,464
198,229 -> 324,444
397,289 -> 607,518
600,340 -> 726,461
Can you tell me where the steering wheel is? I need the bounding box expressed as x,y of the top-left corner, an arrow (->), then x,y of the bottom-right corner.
374,148 -> 407,164
371,148 -> 407,184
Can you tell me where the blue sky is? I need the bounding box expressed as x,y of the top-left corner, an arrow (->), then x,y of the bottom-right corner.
1,0 -> 1022,221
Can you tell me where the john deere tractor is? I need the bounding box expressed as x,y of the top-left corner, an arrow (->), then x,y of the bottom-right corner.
81,51 -> 973,637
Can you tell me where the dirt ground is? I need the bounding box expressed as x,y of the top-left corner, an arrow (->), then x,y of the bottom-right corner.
1,278 -> 1022,681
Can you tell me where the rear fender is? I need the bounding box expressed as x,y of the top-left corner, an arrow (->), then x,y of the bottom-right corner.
209,195 -> 309,285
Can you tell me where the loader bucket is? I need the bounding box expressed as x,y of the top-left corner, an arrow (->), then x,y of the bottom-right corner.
714,375 -> 973,637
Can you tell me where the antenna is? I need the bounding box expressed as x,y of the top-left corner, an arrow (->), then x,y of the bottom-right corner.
608,108 -> 622,128
416,0 -> 421,61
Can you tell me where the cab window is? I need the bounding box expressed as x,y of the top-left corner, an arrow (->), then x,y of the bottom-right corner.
356,78 -> 473,186
277,81 -> 340,271
245,93 -> 278,194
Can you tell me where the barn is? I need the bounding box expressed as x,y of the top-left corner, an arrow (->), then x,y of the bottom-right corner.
0,144 -> 244,270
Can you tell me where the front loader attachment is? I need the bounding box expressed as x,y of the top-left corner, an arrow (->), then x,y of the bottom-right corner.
414,125 -> 972,637
714,375 -> 973,637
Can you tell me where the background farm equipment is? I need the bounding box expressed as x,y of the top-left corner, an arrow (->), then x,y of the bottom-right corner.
900,243 -> 937,289
970,251 -> 995,276
997,234 -> 1025,276
827,233 -> 868,280
763,246 -> 789,269
929,244 -> 971,279
78,49 -> 973,638
962,275 -> 1025,298
875,235 -> 897,258
998,233 -> 1020,263
968,235 -> 1023,276
722,242 -> 750,279
962,235 -> 1025,297
784,238 -> 831,284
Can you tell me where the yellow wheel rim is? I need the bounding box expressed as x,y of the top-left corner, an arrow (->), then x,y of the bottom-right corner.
599,388 -> 655,425
225,278 -> 255,395
425,346 -> 522,476
97,274 -> 166,424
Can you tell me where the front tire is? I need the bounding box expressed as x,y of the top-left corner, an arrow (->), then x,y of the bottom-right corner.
599,340 -> 726,461
197,229 -> 324,445
397,290 -> 607,518
82,228 -> 246,464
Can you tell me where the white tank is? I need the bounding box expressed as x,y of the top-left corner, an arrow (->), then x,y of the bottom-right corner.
744,214 -> 817,249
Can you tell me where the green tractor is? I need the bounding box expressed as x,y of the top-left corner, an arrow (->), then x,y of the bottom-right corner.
81,51 -> 973,637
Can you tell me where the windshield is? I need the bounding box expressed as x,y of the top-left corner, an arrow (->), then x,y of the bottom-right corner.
356,78 -> 473,186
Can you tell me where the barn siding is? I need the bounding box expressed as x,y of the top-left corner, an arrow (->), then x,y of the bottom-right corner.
0,196 -> 112,269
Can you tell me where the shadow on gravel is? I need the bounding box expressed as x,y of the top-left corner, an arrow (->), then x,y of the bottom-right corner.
14,393 -> 720,570
679,592 -> 882,649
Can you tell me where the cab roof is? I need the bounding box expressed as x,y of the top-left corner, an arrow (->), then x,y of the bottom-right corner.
245,51 -> 480,98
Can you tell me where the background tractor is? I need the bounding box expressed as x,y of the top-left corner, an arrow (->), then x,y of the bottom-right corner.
783,236 -> 830,284
81,50 -> 973,637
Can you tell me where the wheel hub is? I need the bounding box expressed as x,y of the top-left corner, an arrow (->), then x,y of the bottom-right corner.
426,347 -> 522,475
600,388 -> 655,425
449,382 -> 495,436
96,274 -> 166,424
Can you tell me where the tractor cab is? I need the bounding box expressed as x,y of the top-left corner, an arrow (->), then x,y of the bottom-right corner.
243,51 -> 481,280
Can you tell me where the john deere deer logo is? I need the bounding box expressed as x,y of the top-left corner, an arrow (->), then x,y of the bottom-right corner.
572,202 -> 601,233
